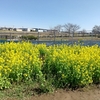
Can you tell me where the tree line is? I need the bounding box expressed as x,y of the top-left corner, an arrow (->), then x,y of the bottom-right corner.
52,23 -> 100,36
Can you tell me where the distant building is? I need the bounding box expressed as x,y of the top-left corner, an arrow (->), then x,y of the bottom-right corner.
38,28 -> 48,32
21,28 -> 30,32
0,27 -> 14,31
0,27 -> 8,30
30,28 -> 46,32
8,28 -> 14,31
30,28 -> 38,32
13,28 -> 30,32
15,28 -> 23,32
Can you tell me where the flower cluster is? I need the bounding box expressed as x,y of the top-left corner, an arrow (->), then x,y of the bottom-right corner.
42,44 -> 100,88
0,42 -> 100,89
0,42 -> 43,89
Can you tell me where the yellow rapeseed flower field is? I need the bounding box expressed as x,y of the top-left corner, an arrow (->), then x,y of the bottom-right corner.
0,42 -> 100,89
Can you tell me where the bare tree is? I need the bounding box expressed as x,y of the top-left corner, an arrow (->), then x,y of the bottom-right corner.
81,29 -> 87,37
72,24 -> 80,36
64,23 -> 73,36
92,25 -> 100,37
54,25 -> 62,33
64,23 -> 80,37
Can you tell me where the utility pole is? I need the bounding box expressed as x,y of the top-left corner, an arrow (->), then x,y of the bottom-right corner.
61,29 -> 63,42
54,30 -> 56,44
10,33 -> 12,41
38,31 -> 39,43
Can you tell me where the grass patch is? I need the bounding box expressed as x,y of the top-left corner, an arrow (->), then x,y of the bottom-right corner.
0,81 -> 37,100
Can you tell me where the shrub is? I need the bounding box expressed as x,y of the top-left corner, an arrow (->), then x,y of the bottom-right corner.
21,35 -> 38,40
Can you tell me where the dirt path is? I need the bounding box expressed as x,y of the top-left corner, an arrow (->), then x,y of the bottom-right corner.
1,85 -> 100,100
29,86 -> 100,100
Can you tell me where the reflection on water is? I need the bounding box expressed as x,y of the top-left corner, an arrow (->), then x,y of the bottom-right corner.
1,40 -> 100,46
32,40 -> 100,46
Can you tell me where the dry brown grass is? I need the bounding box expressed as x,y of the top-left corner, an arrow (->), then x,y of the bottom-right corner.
0,31 -> 100,41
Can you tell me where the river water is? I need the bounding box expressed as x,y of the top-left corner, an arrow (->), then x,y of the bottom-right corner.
32,40 -> 100,46
1,40 -> 100,46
